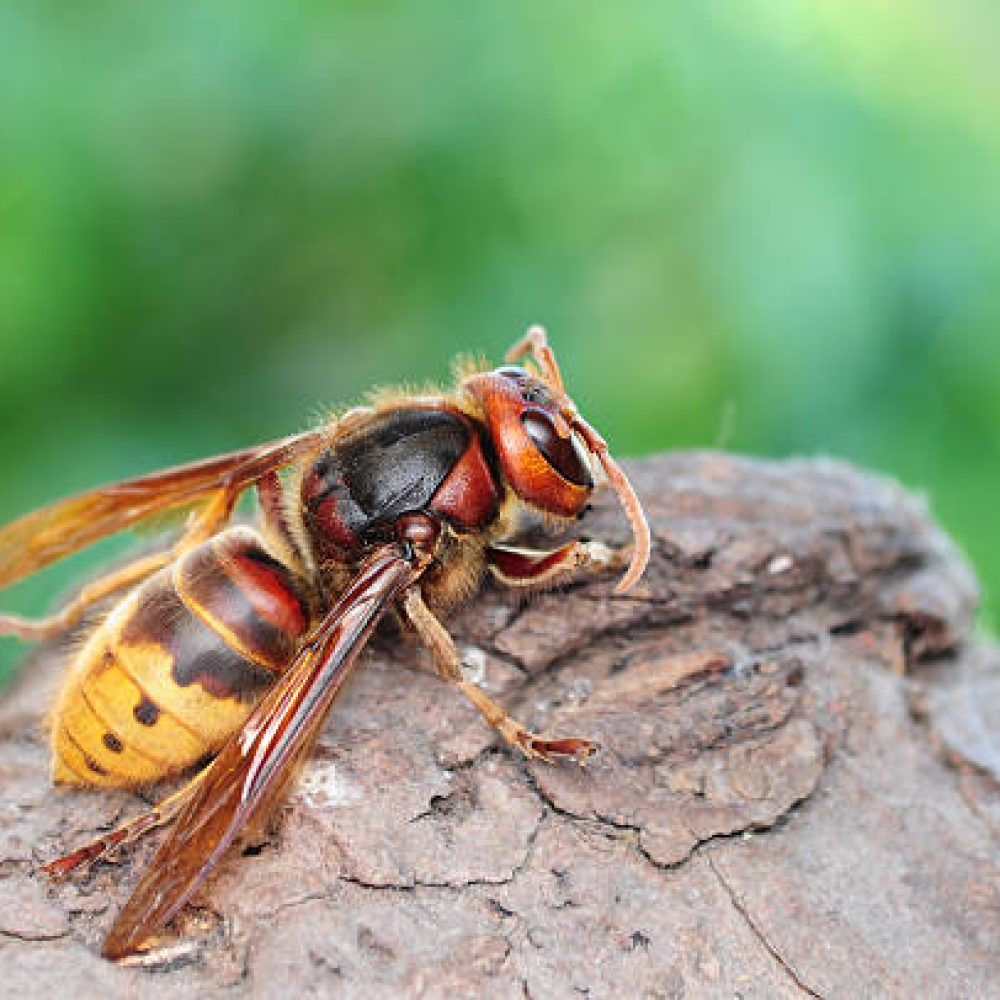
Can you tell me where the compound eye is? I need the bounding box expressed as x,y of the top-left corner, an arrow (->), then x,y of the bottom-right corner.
496,367 -> 553,407
521,410 -> 593,488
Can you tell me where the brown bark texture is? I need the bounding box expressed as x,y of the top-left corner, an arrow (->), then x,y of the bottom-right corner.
0,451 -> 997,998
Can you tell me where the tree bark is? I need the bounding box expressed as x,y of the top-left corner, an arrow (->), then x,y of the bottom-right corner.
0,451 -> 997,998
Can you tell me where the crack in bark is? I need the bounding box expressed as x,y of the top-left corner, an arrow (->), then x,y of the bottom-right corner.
338,809 -> 546,895
631,791 -> 820,875
706,854 -> 824,999
0,927 -> 70,944
337,870 -> 524,893
520,766 -> 637,841
477,643 -> 531,679
268,891 -> 331,918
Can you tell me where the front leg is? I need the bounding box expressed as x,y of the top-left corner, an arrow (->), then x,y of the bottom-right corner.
487,538 -> 625,589
399,588 -> 596,764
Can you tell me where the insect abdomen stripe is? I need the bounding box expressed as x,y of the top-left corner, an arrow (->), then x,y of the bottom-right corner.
174,527 -> 310,672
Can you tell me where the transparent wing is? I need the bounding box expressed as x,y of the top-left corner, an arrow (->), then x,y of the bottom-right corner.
0,430 -> 327,592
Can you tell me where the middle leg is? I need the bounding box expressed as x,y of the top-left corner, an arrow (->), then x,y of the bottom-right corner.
400,588 -> 596,764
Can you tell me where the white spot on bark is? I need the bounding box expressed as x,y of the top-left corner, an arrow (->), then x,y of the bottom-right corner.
294,762 -> 363,809
767,554 -> 794,575
460,646 -> 487,685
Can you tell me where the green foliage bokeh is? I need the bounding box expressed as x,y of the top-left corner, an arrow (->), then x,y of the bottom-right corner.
2,3 -> 998,683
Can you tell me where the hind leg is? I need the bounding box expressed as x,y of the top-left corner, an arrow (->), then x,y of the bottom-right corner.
0,552 -> 172,641
1,486 -> 241,643
42,767 -> 210,879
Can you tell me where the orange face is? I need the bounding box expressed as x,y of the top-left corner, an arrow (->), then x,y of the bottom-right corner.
463,366 -> 595,519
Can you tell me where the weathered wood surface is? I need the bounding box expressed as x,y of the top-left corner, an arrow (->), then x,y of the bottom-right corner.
0,452 -> 997,998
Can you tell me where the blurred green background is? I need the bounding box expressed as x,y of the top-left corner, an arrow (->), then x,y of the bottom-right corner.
1,3 -> 998,684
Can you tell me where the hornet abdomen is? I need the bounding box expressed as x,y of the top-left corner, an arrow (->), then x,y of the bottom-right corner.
52,527 -> 311,787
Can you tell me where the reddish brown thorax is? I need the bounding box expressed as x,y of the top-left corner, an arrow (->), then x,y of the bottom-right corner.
299,405 -> 503,567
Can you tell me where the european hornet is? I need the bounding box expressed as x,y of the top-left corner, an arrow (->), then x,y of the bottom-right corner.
0,327 -> 649,960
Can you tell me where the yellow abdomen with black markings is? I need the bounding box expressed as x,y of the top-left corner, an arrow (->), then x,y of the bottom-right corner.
52,527 -> 311,787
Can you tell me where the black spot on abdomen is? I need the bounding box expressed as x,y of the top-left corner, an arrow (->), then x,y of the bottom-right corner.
134,696 -> 161,727
85,754 -> 108,776
102,732 -> 124,753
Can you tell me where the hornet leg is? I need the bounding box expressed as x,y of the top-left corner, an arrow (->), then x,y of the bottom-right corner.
486,538 -> 625,589
400,588 -> 596,764
0,485 -> 243,642
0,551 -> 171,641
42,767 -> 210,879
